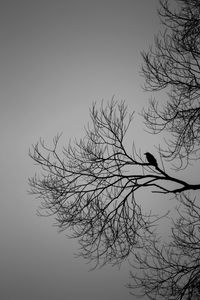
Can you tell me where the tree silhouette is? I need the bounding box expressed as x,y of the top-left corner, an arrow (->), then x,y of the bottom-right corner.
128,0 -> 200,299
29,0 -> 200,299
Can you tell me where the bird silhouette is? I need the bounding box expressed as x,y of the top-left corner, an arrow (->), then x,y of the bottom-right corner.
144,152 -> 158,167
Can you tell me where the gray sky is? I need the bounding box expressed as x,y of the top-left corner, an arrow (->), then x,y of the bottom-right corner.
0,1 -> 162,299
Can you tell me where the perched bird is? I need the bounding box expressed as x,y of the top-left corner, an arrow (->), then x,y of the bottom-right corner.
144,152 -> 158,167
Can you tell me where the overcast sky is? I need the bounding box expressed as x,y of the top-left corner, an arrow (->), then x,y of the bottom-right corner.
0,1 -> 164,299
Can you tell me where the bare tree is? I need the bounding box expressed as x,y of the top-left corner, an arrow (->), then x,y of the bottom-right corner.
127,0 -> 200,299
29,0 -> 200,299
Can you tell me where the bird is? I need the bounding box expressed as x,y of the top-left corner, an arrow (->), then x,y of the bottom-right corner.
144,152 -> 158,167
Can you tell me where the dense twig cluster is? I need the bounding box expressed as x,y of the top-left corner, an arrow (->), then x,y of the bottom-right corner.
128,193 -> 200,300
29,101 -> 149,266
142,0 -> 200,169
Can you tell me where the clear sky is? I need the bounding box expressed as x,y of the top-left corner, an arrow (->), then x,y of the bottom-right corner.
0,1 -> 163,299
